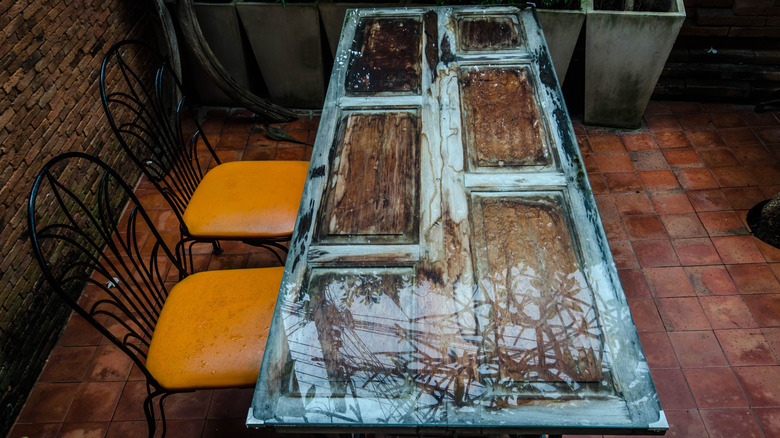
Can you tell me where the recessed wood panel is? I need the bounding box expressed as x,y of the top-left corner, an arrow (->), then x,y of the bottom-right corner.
458,16 -> 521,51
321,112 -> 419,242
286,268 -> 415,395
472,194 -> 605,385
460,67 -> 552,169
346,17 -> 422,94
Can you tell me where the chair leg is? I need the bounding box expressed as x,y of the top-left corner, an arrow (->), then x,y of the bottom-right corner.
211,240 -> 223,255
176,238 -> 208,276
142,395 -> 156,438
174,238 -> 190,279
246,241 -> 288,265
158,392 -> 173,438
265,242 -> 286,265
143,384 -> 166,438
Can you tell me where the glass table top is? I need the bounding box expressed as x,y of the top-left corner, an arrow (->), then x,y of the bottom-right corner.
248,6 -> 667,435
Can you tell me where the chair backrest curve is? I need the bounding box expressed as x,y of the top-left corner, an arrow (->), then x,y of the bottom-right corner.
28,152 -> 186,387
100,40 -> 221,234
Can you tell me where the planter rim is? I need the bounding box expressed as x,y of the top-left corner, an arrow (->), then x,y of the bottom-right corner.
319,0 -> 402,3
587,0 -> 684,16
536,8 -> 586,15
537,0 -> 588,14
193,0 -> 239,5
237,0 -> 318,4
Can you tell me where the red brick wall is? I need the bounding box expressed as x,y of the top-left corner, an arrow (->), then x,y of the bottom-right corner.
656,0 -> 780,101
0,1 -> 156,433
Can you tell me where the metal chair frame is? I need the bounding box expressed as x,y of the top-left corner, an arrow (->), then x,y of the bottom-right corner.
99,40 -> 289,270
29,152 -> 196,437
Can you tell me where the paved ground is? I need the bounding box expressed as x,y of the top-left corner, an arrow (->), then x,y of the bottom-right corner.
9,102 -> 780,438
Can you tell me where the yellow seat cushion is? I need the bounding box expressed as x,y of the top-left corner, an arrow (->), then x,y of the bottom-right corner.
146,267 -> 284,391
182,160 -> 308,239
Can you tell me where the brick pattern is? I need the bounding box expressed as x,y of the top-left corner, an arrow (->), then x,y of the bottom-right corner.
0,1 -> 156,434
656,0 -> 780,102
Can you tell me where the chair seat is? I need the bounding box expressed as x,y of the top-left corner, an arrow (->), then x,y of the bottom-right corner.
182,160 -> 308,239
146,266 -> 284,391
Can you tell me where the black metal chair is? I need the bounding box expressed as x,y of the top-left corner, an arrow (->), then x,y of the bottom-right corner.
99,40 -> 308,270
29,152 -> 284,438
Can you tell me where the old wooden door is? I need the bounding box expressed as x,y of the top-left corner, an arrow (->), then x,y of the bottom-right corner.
249,6 -> 667,435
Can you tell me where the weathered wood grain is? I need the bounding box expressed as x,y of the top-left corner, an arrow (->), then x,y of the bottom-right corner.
458,16 -> 521,51
475,195 -> 604,383
321,112 -> 419,240
460,67 -> 551,169
346,17 -> 422,94
423,11 -> 439,80
307,244 -> 420,266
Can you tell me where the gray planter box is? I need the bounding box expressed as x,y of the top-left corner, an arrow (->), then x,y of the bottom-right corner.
190,0 -> 256,106
585,0 -> 685,128
536,1 -> 586,86
237,1 -> 325,108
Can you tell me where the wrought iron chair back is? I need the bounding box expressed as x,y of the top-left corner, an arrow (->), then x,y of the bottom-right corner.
100,40 -> 219,241
28,152 -> 184,436
99,40 -> 301,267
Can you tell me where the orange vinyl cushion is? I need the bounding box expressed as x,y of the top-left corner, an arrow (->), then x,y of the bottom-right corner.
182,160 -> 309,239
145,266 -> 284,391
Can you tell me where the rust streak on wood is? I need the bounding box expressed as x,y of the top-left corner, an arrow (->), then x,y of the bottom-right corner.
460,67 -> 550,168
423,11 -> 439,81
346,18 -> 422,94
477,197 -> 604,383
324,113 -> 419,237
458,16 -> 520,51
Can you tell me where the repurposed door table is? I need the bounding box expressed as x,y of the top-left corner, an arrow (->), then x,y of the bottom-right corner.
248,6 -> 667,436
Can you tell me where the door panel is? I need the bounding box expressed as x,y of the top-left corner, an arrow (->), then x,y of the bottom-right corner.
319,111 -> 420,243
459,66 -> 553,170
250,7 -> 666,435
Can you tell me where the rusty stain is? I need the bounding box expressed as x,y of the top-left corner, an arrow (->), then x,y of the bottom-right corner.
423,11 -> 439,80
440,34 -> 455,66
321,113 -> 419,240
458,16 -> 521,51
475,196 -> 604,384
310,165 -> 326,178
346,18 -> 422,94
417,264 -> 444,287
460,67 -> 550,169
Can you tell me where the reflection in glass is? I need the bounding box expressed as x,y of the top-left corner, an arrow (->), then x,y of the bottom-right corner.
473,196 -> 608,394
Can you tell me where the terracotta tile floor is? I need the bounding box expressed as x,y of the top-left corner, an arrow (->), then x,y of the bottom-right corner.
9,102 -> 780,437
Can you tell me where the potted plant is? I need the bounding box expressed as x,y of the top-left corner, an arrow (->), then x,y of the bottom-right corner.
585,0 -> 685,128
535,0 -> 587,86
237,0 -> 326,108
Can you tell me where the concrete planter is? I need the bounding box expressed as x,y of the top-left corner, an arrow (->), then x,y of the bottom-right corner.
190,0 -> 256,105
585,0 -> 685,128
237,0 -> 325,108
536,0 -> 586,86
